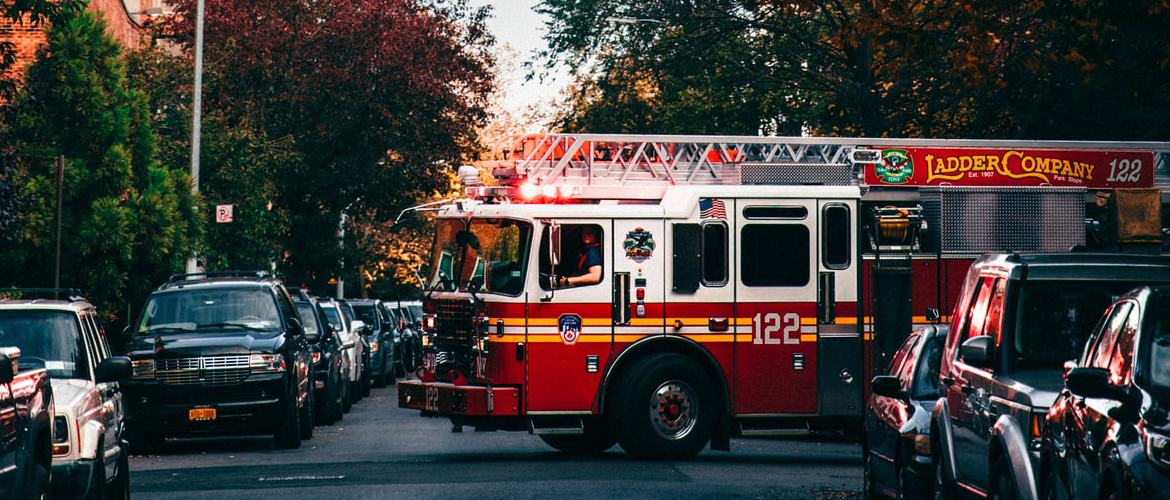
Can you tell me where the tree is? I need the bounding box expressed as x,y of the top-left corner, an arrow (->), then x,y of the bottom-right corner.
154,0 -> 496,293
1,10 -> 202,321
538,0 -> 1170,139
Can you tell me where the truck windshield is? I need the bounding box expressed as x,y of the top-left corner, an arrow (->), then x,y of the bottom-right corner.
426,218 -> 532,295
0,310 -> 90,379
137,289 -> 283,333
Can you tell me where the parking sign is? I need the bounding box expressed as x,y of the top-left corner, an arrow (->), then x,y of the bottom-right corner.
216,204 -> 233,223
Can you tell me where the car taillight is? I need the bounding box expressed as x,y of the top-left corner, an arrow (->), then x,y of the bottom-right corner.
131,359 -> 155,379
52,415 -> 69,456
311,352 -> 321,364
423,314 -> 436,331
250,353 -> 286,373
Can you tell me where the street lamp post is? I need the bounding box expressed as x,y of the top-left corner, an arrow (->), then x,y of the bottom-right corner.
186,0 -> 205,273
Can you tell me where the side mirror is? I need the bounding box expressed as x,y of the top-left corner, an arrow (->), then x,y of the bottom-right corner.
925,308 -> 941,322
960,335 -> 996,368
287,317 -> 304,337
321,324 -> 336,341
1065,367 -> 1125,401
871,375 -> 909,402
350,319 -> 368,335
0,349 -> 16,383
96,356 -> 132,383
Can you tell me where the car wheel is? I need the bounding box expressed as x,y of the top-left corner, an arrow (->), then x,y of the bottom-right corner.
394,345 -> 407,378
299,385 -> 315,439
991,455 -> 1019,500
341,376 -> 353,413
1042,466 -> 1068,500
608,353 -> 715,460
930,443 -> 954,500
22,460 -> 49,500
106,451 -> 130,500
85,445 -> 107,500
863,453 -> 876,500
274,393 -> 302,449
538,419 -> 616,455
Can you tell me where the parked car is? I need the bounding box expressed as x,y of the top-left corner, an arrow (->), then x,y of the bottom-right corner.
931,253 -> 1170,500
377,302 -> 407,377
293,293 -> 347,425
1040,285 -> 1170,500
0,346 -> 54,500
864,325 -> 946,500
317,297 -> 364,407
0,288 -> 132,499
391,300 -> 423,374
346,298 -> 396,387
339,300 -> 372,397
123,271 -> 314,449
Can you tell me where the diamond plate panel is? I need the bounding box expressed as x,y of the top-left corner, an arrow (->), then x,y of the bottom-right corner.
927,187 -> 1085,254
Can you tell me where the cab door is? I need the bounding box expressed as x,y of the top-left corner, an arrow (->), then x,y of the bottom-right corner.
733,199 -> 821,414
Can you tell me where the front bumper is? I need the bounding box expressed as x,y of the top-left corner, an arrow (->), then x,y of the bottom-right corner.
123,374 -> 290,437
398,379 -> 520,416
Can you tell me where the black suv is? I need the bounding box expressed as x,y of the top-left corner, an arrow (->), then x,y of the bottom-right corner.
123,271 -> 314,449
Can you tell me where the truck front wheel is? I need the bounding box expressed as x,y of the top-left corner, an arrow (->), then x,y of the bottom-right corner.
609,353 -> 715,460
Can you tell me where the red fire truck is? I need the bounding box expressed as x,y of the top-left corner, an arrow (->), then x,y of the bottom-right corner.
396,134 -> 1170,460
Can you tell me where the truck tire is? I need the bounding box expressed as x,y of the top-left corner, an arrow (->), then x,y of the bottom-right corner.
107,451 -> 130,500
538,419 -> 616,455
22,461 -> 49,500
991,455 -> 1019,500
274,394 -> 302,449
608,353 -> 715,460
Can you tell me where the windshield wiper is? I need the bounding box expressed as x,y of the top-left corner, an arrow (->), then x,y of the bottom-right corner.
196,322 -> 267,331
144,326 -> 195,333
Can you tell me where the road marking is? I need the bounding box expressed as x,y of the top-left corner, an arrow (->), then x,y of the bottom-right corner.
258,475 -> 345,481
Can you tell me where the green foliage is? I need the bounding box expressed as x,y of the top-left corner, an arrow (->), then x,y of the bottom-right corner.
0,10 -> 202,323
153,0 -> 497,294
540,0 -> 1170,139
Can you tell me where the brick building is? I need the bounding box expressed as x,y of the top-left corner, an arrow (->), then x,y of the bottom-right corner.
0,0 -> 167,85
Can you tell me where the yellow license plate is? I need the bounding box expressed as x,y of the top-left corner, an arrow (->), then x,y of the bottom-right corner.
189,408 -> 216,421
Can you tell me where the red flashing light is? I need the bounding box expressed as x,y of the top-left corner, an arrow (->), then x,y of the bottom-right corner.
519,183 -> 539,200
636,288 -> 645,300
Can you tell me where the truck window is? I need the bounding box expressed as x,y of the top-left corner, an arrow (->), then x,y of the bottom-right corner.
702,222 -> 728,285
1014,281 -> 1136,369
540,224 -> 604,290
821,204 -> 851,270
741,224 -> 809,286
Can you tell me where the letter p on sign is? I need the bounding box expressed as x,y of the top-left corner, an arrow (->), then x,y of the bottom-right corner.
216,204 -> 234,223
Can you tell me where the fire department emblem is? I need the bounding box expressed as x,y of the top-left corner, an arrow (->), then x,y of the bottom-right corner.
874,149 -> 913,184
623,228 -> 655,263
558,314 -> 582,345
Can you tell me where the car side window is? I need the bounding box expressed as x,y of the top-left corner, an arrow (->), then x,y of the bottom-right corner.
1090,302 -> 1131,370
1109,306 -> 1140,385
982,278 -> 1006,344
960,277 -> 996,344
892,335 -> 920,391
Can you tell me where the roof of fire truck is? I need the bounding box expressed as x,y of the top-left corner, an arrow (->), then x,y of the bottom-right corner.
398,133 -> 1170,222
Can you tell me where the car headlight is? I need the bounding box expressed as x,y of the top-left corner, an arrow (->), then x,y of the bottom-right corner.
250,353 -> 286,373
131,359 -> 155,379
1144,426 -> 1170,469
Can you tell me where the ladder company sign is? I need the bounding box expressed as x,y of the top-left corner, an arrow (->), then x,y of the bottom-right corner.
216,204 -> 233,223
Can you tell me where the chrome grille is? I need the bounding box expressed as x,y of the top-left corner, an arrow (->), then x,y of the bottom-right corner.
155,355 -> 250,386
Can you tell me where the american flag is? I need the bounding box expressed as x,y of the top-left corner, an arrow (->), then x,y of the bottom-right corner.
699,198 -> 726,219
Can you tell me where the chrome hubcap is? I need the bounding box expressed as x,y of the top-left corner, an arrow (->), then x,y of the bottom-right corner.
649,380 -> 697,440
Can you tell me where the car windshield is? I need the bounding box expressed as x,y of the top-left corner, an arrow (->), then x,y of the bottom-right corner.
1015,280 -> 1143,368
138,288 -> 282,333
320,305 -> 345,332
0,310 -> 90,379
294,302 -> 321,340
425,218 -> 532,295
1145,300 -> 1170,390
351,304 -> 379,328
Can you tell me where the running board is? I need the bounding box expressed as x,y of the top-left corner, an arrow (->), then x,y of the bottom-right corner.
528,416 -> 585,435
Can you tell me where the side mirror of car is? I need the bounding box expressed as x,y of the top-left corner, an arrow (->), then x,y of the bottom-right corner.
321,323 -> 336,342
350,320 -> 367,335
871,375 -> 909,402
960,335 -> 996,369
287,317 -> 304,337
1065,367 -> 1125,401
0,350 -> 15,384
96,356 -> 132,383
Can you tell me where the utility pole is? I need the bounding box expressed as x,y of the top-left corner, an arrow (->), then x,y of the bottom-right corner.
187,0 -> 205,273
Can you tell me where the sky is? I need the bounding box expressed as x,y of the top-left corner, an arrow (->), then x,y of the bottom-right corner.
468,0 -> 569,121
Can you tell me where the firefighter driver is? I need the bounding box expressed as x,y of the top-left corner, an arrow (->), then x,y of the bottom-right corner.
559,226 -> 602,287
